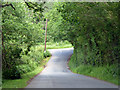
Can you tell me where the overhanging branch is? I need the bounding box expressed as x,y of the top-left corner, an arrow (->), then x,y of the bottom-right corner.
0,4 -> 15,10
24,0 -> 35,9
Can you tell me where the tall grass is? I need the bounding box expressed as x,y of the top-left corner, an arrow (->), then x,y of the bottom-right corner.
68,54 -> 119,85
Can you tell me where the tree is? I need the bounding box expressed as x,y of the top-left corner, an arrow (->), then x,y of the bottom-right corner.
1,2 -> 45,79
47,2 -> 120,66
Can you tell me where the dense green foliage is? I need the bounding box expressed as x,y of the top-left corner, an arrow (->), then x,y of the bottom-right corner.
1,2 -> 47,79
68,63 -> 119,85
44,50 -> 51,58
46,2 -> 120,83
1,1 -> 70,81
1,1 -> 120,86
2,56 -> 51,88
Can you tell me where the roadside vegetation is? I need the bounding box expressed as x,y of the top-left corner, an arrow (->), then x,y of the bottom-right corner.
42,41 -> 72,49
2,56 -> 51,88
1,1 -> 120,88
68,61 -> 119,85
2,45 -> 51,88
1,2 -> 52,88
46,2 -> 120,85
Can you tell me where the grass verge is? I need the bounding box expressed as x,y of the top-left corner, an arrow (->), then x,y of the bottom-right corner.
37,41 -> 73,49
68,58 -> 119,85
46,44 -> 73,49
2,57 -> 51,88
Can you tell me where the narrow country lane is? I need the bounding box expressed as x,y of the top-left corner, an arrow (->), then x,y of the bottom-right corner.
26,48 -> 118,88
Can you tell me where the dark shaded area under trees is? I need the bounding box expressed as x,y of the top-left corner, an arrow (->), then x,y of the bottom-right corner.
46,2 -> 120,81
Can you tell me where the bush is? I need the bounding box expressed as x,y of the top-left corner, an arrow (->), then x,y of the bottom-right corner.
3,66 -> 21,79
16,45 -> 44,75
2,43 -> 51,80
16,64 -> 37,74
2,44 -> 22,79
44,50 -> 51,58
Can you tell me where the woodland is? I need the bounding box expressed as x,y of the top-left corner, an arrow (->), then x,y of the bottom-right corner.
1,1 -> 120,87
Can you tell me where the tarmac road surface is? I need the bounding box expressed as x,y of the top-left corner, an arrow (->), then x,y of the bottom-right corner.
26,48 -> 118,88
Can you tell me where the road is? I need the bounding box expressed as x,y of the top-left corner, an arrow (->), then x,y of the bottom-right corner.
26,48 -> 118,88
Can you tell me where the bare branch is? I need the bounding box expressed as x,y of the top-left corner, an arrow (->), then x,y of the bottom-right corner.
24,0 -> 34,9
0,4 -> 15,10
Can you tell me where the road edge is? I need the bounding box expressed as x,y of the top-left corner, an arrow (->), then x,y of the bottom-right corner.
66,54 -> 118,87
25,56 -> 52,88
